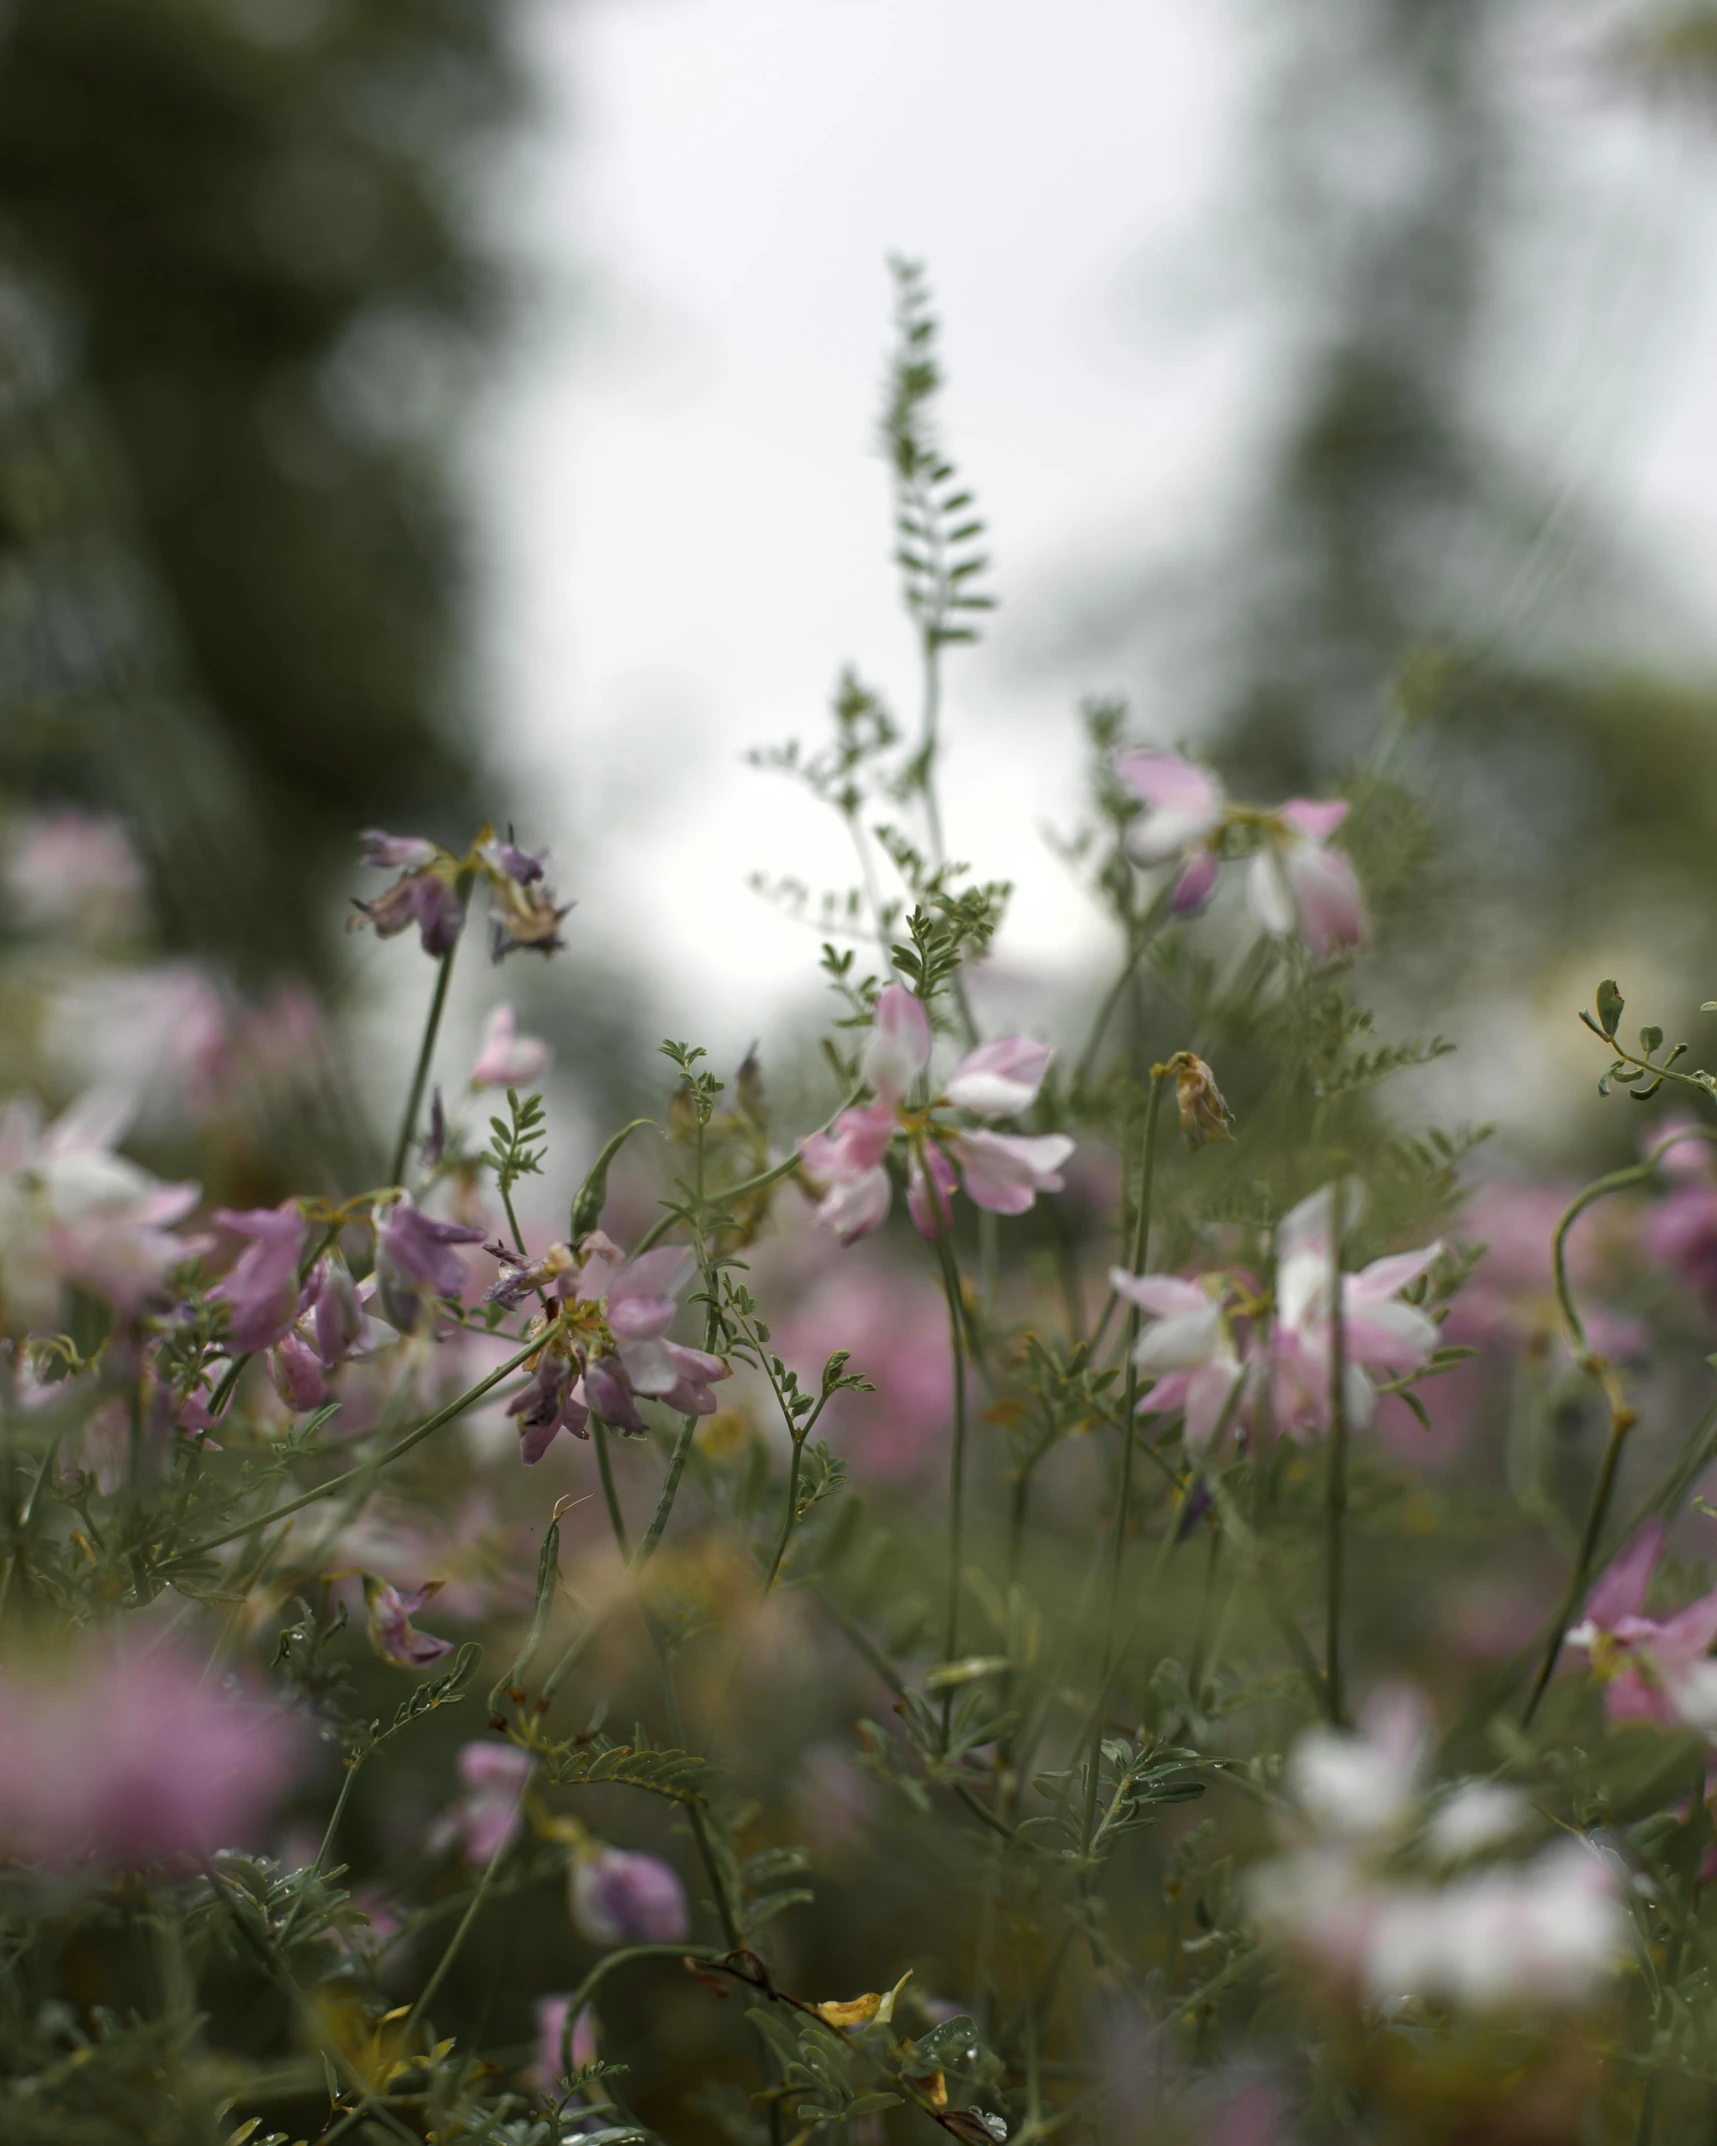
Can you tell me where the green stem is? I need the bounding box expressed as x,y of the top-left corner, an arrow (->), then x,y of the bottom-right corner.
592,1420 -> 630,1557
764,1435 -> 808,1592
1324,1178 -> 1350,1727
1080,1067 -> 1167,1850
1522,1410 -> 1632,1728
631,1087 -> 865,1256
403,1764 -> 532,2038
166,1327 -> 548,1567
930,1214 -> 969,1746
389,900 -> 467,1190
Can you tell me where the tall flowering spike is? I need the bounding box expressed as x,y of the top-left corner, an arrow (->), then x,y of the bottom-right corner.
944,1036 -> 1053,1117
364,1578 -> 455,1670
210,1203 -> 307,1352
568,1844 -> 689,1946
349,831 -> 464,957
1114,750 -> 1226,867
1246,799 -> 1364,962
863,983 -> 932,1105
471,1004 -> 552,1089
373,1198 -> 486,1333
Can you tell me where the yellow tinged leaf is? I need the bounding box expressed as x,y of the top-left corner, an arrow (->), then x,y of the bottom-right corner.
926,2072 -> 948,2110
814,1992 -> 882,2027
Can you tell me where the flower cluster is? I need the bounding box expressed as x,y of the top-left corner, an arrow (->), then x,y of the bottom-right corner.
488,1231 -> 730,1462
349,827 -> 569,962
799,984 -> 1073,1243
1115,750 -> 1364,960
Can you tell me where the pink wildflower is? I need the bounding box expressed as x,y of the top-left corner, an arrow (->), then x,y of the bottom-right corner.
1246,800 -> 1364,962
528,1996 -> 597,2089
798,984 -> 1072,1243
1114,751 -> 1226,872
1110,1271 -> 1248,1450
350,830 -> 464,956
210,1203 -> 307,1353
0,1648 -> 302,1870
429,1741 -> 532,1865
374,1198 -> 486,1332
363,1578 -> 455,1670
569,1844 -> 689,1946
1566,1521 -> 1717,1728
472,1004 -> 552,1090
5,809 -> 146,936
1269,1185 -> 1441,1438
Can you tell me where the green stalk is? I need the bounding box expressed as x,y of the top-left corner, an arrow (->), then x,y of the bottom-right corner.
592,1420 -> 630,1557
388,884 -> 469,1190
1324,1178 -> 1350,1727
1080,1067 -> 1167,1851
929,1207 -> 969,1748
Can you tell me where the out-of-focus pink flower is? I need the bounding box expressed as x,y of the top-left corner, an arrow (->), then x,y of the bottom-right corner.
428,1741 -> 532,1865
5,809 -> 146,937
1114,750 -> 1226,867
48,963 -> 232,1120
0,1089 -> 205,1329
568,1844 -> 689,1946
775,1257 -> 953,1481
472,1005 -> 551,1090
374,1198 -> 485,1332
363,1578 -> 454,1670
1285,1684 -> 1432,1842
800,984 -> 1070,1243
528,1995 -> 597,2090
1566,1521 -> 1717,1728
1246,801 -> 1364,962
210,1203 -> 307,1353
0,1648 -> 302,1869
1269,1186 -> 1441,1438
1111,1271 -> 1249,1449
1641,1120 -> 1717,1310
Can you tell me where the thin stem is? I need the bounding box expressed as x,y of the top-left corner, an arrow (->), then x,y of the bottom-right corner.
1522,1410 -> 1632,1727
403,1766 -> 532,2038
1080,1067 -> 1167,1851
631,1086 -> 866,1256
167,1327 -> 547,1567
764,1435 -> 807,1592
1324,1179 -> 1350,1727
930,1212 -> 969,1744
592,1420 -> 630,1558
389,902 -> 467,1191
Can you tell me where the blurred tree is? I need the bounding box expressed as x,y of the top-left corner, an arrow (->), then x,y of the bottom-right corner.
0,0 -> 517,977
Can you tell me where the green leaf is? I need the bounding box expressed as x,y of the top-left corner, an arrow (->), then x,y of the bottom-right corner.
570,1118 -> 655,1241
1596,978 -> 1625,1038
1642,1024 -> 1664,1054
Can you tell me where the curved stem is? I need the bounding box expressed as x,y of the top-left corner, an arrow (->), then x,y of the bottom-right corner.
389,907 -> 467,1191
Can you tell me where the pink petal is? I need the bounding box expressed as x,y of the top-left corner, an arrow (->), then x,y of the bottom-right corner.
862,984 -> 932,1103
1278,798 -> 1350,844
1585,1523 -> 1663,1628
1171,851 -> 1220,914
1114,752 -> 1224,864
907,1144 -> 958,1239
953,1131 -> 1074,1216
944,1037 -> 1052,1117
1109,1271 -> 1209,1319
815,1165 -> 893,1243
1183,1358 -> 1243,1449
1283,842 -> 1364,962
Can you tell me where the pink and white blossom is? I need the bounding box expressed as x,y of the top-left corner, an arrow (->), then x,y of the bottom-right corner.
363,1578 -> 455,1670
1269,1185 -> 1441,1438
1566,1520 -> 1717,1729
1246,801 -> 1364,962
1114,751 -> 1226,867
1110,1271 -> 1248,1449
471,1004 -> 552,1090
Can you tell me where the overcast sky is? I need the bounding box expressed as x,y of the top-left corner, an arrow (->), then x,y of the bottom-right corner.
469,0 -> 1717,1072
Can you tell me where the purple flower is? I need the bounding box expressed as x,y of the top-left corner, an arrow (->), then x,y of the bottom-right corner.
0,1647 -> 302,1870
508,1349 -> 590,1465
210,1203 -> 307,1352
530,1995 -> 597,2090
479,835 -> 569,960
428,1741 -> 532,1865
374,1198 -> 485,1332
268,1332 -> 327,1412
309,1253 -> 363,1367
569,1845 -> 689,1946
471,1004 -> 552,1089
363,1578 -> 455,1670
350,832 -> 464,957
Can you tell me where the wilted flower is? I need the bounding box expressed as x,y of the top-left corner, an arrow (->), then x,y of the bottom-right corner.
363,1578 -> 454,1670
0,1648 -> 302,1869
373,1198 -> 486,1332
798,984 -> 1073,1244
568,1843 -> 689,1946
1269,1185 -> 1442,1437
349,830 -> 465,956
490,1232 -> 730,1463
0,1089 -> 205,1329
210,1202 -> 307,1353
1565,1519 -> 1717,1729
1110,1270 -> 1250,1450
478,834 -> 570,960
472,1004 -> 552,1089
1165,1050 -> 1235,1152
428,1741 -> 533,1865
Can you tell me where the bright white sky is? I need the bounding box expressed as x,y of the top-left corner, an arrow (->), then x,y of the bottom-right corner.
470,0 -> 1717,1083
